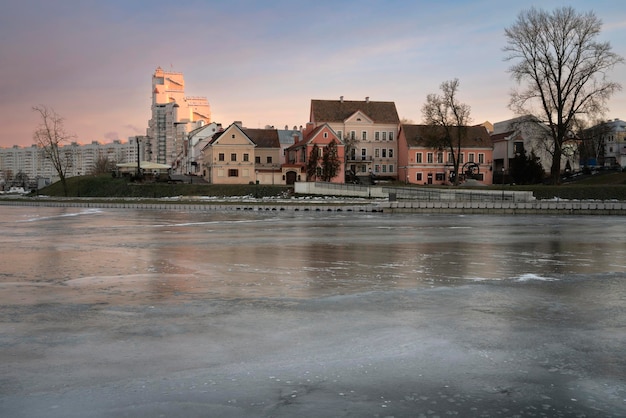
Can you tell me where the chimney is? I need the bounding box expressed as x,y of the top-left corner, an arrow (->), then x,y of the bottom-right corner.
340,96 -> 344,103
293,133 -> 299,144
234,121 -> 243,127
365,96 -> 370,103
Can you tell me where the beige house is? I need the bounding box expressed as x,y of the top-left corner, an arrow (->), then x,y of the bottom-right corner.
200,123 -> 282,184
309,97 -> 400,182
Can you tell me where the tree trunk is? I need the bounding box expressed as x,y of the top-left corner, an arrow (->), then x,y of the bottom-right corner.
550,145 -> 562,185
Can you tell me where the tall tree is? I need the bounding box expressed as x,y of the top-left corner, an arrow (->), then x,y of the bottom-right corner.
504,6 -> 623,184
32,105 -> 75,196
421,79 -> 471,186
321,140 -> 342,182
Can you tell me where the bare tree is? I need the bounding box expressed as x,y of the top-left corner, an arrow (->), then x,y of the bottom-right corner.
504,6 -> 623,184
321,140 -> 342,182
89,155 -> 116,176
32,105 -> 75,196
421,79 -> 472,186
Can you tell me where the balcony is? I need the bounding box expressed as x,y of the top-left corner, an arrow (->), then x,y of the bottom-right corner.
347,156 -> 373,162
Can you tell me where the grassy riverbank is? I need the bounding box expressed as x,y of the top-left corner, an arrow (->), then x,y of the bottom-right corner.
29,171 -> 626,201
35,175 -> 291,199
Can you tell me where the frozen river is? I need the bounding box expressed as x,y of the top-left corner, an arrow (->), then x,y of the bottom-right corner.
1,206 -> 625,417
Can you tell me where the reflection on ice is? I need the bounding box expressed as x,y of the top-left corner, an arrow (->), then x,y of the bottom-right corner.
1,207 -> 625,416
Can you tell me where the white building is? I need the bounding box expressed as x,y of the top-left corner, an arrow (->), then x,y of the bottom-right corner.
0,140 -> 138,189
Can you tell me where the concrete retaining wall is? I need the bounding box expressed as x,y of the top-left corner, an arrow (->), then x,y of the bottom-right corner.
2,198 -> 626,215
385,200 -> 626,215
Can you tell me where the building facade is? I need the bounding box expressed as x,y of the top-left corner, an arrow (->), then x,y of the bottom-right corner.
599,118 -> 626,168
285,123 -> 345,184
146,67 -> 211,168
309,98 -> 400,182
0,140 -> 138,190
398,124 -> 494,185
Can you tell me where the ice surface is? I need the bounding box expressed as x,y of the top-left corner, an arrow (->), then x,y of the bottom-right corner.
0,207 -> 625,417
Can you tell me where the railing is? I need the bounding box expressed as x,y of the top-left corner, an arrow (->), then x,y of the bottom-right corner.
381,186 -> 533,202
305,182 -> 532,202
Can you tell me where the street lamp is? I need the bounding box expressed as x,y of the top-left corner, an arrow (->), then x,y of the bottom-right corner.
501,167 -> 505,201
136,136 -> 142,180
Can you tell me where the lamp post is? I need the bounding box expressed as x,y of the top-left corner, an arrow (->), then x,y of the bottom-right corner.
501,167 -> 505,201
136,136 -> 142,180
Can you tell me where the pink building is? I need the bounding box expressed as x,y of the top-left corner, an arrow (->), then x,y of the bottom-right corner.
398,124 -> 494,185
285,123 -> 345,183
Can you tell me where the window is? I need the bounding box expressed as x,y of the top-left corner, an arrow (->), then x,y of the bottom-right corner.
389,164 -> 394,173
228,169 -> 238,177
389,149 -> 393,158
375,148 -> 380,158
337,130 -> 343,140
416,173 -> 422,181
362,131 -> 367,141
266,156 -> 272,164
350,131 -> 356,140
323,132 -> 328,138
436,173 -> 444,181
416,152 -> 422,163
361,149 -> 367,160
389,131 -> 394,141
360,165 -> 366,172
218,153 -> 225,161
381,165 -> 387,173
382,132 -> 387,141
478,153 -> 485,164
468,153 -> 475,162
375,132 -> 380,141
437,152 -> 443,164
374,164 -> 380,173
382,149 -> 387,158
448,152 -> 453,163
243,153 -> 249,162
231,153 -> 237,162
255,156 -> 261,164
459,153 -> 464,163
427,152 -> 433,163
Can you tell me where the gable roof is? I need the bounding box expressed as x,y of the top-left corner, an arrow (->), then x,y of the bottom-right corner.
242,128 -> 280,148
287,124 -> 342,151
402,124 -> 492,148
310,99 -> 400,124
208,123 -> 255,146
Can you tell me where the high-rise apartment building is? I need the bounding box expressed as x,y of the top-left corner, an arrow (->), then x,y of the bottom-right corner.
146,67 -> 211,170
0,140 -> 138,190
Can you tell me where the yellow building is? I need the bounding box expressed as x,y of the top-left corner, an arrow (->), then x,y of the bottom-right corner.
201,123 -> 282,185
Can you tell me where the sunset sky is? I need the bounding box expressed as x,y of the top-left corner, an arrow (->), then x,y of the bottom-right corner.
1,0 -> 624,147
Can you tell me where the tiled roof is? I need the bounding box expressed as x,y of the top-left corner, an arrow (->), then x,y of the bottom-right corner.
242,128 -> 280,148
402,124 -> 492,148
311,99 -> 400,124
490,131 -> 515,141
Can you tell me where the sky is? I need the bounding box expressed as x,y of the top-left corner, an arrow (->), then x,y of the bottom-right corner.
0,0 -> 624,147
